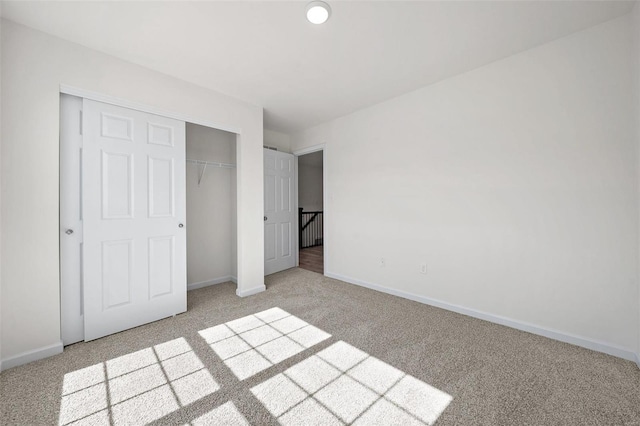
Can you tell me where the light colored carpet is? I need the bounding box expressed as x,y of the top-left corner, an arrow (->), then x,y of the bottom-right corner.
1,267 -> 639,425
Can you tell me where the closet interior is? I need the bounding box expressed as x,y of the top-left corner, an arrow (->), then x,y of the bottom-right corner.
186,123 -> 237,290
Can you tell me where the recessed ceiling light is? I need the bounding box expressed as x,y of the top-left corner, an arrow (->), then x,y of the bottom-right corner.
306,1 -> 331,25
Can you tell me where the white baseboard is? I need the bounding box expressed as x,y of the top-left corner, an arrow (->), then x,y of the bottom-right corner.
188,275 -> 237,291
236,284 -> 266,298
326,272 -> 638,363
635,352 -> 640,369
0,341 -> 64,372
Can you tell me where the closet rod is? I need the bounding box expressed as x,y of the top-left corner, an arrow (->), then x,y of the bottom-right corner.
187,158 -> 235,186
186,158 -> 236,169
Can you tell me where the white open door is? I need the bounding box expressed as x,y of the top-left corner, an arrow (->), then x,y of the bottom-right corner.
264,149 -> 296,275
82,99 -> 186,341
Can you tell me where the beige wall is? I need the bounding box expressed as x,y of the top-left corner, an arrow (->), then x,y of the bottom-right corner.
186,124 -> 237,286
293,14 -> 639,358
0,19 -> 264,365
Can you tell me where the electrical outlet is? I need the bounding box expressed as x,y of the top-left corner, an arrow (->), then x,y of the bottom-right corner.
420,263 -> 427,274
380,257 -> 385,267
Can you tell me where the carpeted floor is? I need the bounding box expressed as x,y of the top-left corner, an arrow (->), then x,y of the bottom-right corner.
1,268 -> 639,425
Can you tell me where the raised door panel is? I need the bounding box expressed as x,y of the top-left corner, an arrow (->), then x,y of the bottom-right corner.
265,223 -> 277,261
101,239 -> 133,309
148,157 -> 175,218
280,157 -> 293,173
265,154 -> 276,171
101,113 -> 133,141
147,122 -> 175,147
265,174 -> 277,214
280,176 -> 291,213
280,223 -> 291,258
149,236 -> 174,298
101,151 -> 134,219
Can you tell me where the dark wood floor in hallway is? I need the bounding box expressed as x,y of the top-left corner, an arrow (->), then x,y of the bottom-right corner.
299,245 -> 323,274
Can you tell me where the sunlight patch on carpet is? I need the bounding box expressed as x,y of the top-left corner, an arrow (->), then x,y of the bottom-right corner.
191,401 -> 250,425
59,338 -> 218,425
59,308 -> 450,425
251,341 -> 453,425
198,307 -> 331,380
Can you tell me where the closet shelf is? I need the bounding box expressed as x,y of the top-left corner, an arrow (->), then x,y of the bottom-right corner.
186,158 -> 236,168
187,158 -> 235,186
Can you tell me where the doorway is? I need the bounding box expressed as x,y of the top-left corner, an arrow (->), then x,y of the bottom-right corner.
297,150 -> 324,274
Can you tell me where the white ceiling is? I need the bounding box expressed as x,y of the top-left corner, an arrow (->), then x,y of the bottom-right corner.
1,1 -> 635,133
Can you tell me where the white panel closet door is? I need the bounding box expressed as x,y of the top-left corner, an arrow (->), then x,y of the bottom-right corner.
60,94 -> 84,345
264,149 -> 296,275
82,99 -> 186,341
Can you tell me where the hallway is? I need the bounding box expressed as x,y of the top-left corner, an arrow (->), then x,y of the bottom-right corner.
299,245 -> 323,275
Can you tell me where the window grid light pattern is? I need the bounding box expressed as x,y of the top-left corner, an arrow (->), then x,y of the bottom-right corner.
198,307 -> 331,380
250,341 -> 453,425
58,308 -> 451,425
59,338 -> 219,425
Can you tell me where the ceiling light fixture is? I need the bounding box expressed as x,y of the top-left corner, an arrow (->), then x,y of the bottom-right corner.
306,1 -> 331,25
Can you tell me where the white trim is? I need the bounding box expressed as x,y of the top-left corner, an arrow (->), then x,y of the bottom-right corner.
187,276 -> 237,291
635,352 -> 640,369
293,143 -> 325,156
0,341 -> 64,372
326,271 -> 639,362
59,85 -> 242,135
294,155 -> 300,267
322,147 -> 327,274
236,285 -> 266,297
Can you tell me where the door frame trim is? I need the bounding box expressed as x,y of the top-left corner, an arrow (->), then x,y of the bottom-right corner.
292,144 -> 326,275
60,85 -> 242,135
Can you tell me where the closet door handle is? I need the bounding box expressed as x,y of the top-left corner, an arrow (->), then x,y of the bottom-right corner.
178,223 -> 184,228
264,216 -> 267,221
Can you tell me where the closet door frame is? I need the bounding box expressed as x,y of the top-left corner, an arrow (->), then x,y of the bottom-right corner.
59,85 -> 243,344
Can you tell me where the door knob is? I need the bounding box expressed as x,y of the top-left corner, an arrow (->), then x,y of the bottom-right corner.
178,223 -> 184,228
264,216 -> 267,221
65,229 -> 74,235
